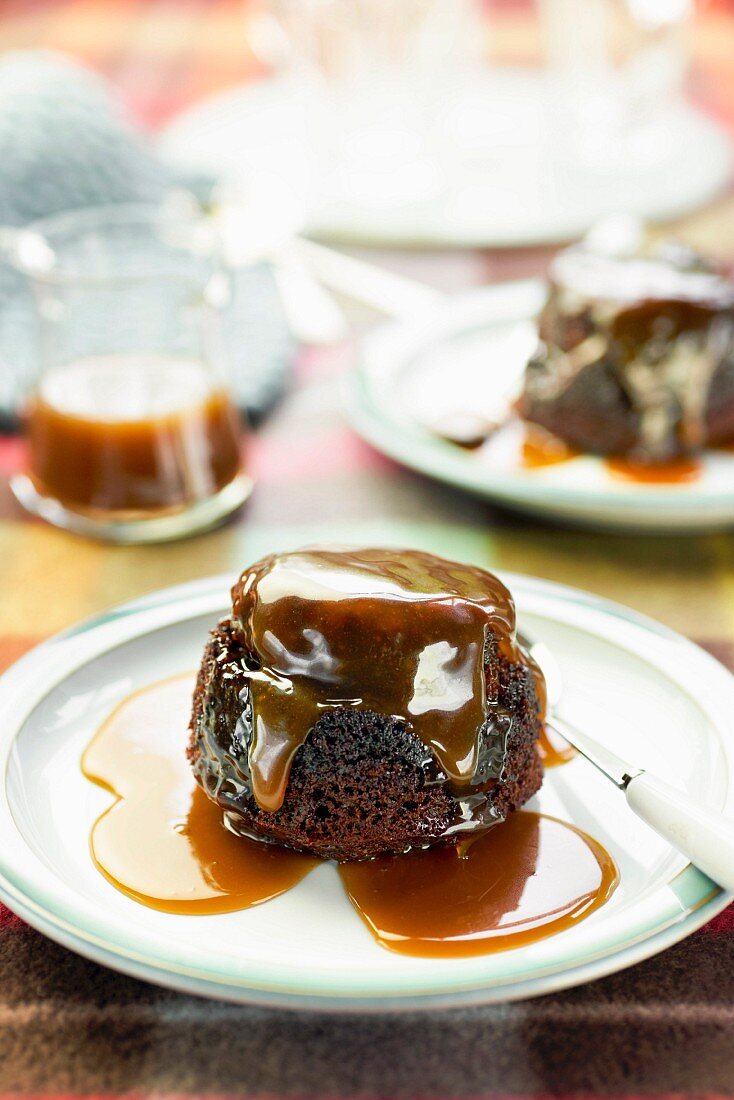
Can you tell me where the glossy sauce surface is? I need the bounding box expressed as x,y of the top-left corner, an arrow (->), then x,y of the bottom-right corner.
231,548 -> 530,813
538,724 -> 576,767
27,355 -> 243,515
605,455 -> 702,484
339,810 -> 618,957
521,425 -> 581,468
83,676 -> 617,953
82,675 -> 317,913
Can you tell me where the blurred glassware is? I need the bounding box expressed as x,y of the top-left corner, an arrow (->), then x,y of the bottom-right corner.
4,203 -> 251,543
0,50 -> 294,427
262,0 -> 694,175
161,0 -> 729,245
257,0 -> 483,213
539,0 -> 693,167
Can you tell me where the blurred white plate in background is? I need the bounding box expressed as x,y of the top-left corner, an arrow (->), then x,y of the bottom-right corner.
347,279 -> 734,532
159,73 -> 731,248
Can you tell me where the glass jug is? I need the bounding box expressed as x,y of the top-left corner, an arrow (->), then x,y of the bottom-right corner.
2,204 -> 251,543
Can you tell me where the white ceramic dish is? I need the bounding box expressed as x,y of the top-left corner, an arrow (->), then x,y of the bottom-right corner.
348,280 -> 734,533
0,558 -> 731,1010
158,76 -> 731,248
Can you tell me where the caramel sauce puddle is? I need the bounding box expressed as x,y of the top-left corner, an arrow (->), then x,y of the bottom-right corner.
339,810 -> 618,957
605,455 -> 701,484
538,724 -> 577,767
521,426 -> 582,468
82,674 -> 317,913
82,676 -> 617,955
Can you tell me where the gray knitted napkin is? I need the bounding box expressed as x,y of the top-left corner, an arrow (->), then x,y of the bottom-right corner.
0,50 -> 294,428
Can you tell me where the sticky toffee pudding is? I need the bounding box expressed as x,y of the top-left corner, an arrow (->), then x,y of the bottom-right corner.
518,236 -> 734,468
188,547 -> 545,860
82,548 -> 619,957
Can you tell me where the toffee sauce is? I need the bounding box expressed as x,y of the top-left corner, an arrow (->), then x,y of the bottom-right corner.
82,674 -> 317,913
82,676 -> 618,956
436,411 -> 706,484
538,724 -> 576,768
605,455 -> 701,484
339,810 -> 618,957
521,426 -> 581,468
229,548 -> 528,814
520,425 -> 703,482
27,356 -> 243,516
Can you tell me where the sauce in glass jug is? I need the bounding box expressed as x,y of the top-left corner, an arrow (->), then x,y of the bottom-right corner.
26,355 -> 243,517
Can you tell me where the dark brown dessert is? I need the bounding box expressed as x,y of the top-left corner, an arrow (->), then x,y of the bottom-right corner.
188,547 -> 544,861
518,236 -> 734,463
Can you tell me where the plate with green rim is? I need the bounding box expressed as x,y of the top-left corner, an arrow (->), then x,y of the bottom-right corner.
347,279 -> 734,533
0,544 -> 731,1010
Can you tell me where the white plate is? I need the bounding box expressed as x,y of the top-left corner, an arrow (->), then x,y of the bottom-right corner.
0,556 -> 731,1010
159,74 -> 731,248
348,280 -> 734,532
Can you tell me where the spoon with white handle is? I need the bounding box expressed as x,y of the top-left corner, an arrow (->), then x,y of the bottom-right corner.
525,637 -> 734,894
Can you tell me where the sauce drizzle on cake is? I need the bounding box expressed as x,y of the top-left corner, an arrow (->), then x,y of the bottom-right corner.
230,548 -> 526,813
190,547 -> 547,860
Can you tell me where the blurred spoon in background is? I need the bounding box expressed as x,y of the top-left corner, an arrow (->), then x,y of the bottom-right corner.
212,170 -> 444,343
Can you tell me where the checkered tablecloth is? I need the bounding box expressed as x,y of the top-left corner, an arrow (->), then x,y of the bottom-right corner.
1,1 -> 734,1096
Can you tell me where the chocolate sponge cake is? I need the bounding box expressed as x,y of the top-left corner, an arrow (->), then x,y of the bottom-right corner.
518,233 -> 734,463
188,547 -> 544,861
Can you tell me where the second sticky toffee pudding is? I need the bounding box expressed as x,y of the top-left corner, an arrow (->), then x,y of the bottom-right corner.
518,232 -> 734,465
